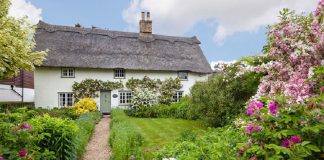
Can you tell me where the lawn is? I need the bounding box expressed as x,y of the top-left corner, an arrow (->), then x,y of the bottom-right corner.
128,117 -> 207,149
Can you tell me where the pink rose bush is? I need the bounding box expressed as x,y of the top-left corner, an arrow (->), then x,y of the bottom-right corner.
239,1 -> 324,159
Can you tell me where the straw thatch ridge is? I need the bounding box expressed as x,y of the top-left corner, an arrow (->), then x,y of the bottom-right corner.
34,21 -> 212,73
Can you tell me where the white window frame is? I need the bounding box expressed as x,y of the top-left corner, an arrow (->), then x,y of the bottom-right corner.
178,71 -> 188,80
114,69 -> 125,79
61,68 -> 75,78
58,92 -> 74,107
119,91 -> 132,105
173,91 -> 183,102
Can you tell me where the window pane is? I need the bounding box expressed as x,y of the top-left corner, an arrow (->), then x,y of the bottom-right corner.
178,72 -> 188,80
115,69 -> 125,78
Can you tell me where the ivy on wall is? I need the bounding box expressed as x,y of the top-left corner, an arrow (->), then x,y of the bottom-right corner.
126,76 -> 182,104
72,79 -> 123,102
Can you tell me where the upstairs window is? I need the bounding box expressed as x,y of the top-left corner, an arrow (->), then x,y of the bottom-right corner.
173,91 -> 183,102
119,91 -> 132,105
58,92 -> 74,107
178,71 -> 188,80
114,69 -> 125,79
61,68 -> 75,78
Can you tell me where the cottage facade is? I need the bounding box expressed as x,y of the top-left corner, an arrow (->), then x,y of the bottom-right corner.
34,12 -> 212,113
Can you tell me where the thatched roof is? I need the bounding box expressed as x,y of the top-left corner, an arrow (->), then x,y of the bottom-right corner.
34,21 -> 212,73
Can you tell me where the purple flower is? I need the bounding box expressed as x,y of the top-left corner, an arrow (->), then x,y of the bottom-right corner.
238,149 -> 244,155
250,156 -> 257,160
281,140 -> 291,148
246,125 -> 254,134
0,156 -> 4,160
268,100 -> 280,115
22,123 -> 32,130
249,101 -> 263,109
246,101 -> 263,115
253,125 -> 262,131
290,135 -> 303,143
246,125 -> 262,134
19,150 -> 27,157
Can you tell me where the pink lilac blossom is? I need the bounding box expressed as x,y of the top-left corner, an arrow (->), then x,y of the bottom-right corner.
252,1 -> 324,103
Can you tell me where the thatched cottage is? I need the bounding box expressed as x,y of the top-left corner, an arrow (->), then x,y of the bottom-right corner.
34,12 -> 212,113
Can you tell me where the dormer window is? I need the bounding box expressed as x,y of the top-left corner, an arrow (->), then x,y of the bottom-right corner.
178,71 -> 188,80
61,68 -> 75,78
114,69 -> 125,79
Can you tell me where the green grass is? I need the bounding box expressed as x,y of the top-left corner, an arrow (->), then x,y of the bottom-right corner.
128,117 -> 207,149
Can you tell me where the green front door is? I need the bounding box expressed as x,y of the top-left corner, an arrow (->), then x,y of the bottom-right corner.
100,91 -> 111,113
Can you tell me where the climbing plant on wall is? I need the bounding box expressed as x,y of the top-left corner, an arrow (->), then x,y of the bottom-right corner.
72,79 -> 123,102
126,76 -> 182,105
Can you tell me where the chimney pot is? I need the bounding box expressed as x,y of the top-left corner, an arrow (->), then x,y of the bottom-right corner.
141,12 -> 145,20
139,11 -> 152,34
146,12 -> 150,20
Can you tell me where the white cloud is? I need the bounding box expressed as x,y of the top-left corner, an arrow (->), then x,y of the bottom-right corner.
123,0 -> 318,44
8,0 -> 42,25
210,60 -> 236,71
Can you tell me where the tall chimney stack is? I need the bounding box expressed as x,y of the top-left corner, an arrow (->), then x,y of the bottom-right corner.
139,12 -> 152,34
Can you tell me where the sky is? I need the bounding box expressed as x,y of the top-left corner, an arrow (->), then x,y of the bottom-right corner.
8,0 -> 319,64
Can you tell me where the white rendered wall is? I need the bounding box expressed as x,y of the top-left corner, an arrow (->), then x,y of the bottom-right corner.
34,67 -> 209,109
0,84 -> 34,102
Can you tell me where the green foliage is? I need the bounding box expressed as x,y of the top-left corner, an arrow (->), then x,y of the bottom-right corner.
127,96 -> 199,120
74,112 -> 101,158
239,94 -> 324,159
72,78 -> 123,102
29,115 -> 79,160
33,107 -> 79,119
0,0 -> 47,79
109,109 -> 144,160
0,108 -> 55,160
191,63 -> 261,127
126,76 -> 182,105
155,126 -> 248,160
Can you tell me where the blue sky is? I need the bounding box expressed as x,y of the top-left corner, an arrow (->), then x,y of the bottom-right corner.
13,0 -> 317,63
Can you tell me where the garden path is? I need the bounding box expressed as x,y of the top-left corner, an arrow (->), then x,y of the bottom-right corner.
82,115 -> 111,160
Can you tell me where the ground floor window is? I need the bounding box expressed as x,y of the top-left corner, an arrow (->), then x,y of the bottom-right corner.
119,91 -> 132,105
173,91 -> 183,102
58,92 -> 73,107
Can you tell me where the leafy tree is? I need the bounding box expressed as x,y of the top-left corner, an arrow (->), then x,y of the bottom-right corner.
0,0 -> 46,79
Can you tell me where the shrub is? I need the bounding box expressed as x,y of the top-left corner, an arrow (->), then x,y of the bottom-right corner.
155,126 -> 248,160
29,114 -> 79,160
73,98 -> 97,115
238,3 -> 324,159
127,96 -> 199,120
34,107 -> 79,119
74,112 -> 101,158
0,108 -> 55,160
130,88 -> 158,110
109,109 -> 144,160
126,76 -> 182,105
191,64 -> 261,127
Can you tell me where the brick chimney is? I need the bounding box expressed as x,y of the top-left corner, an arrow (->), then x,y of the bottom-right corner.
139,12 -> 152,33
